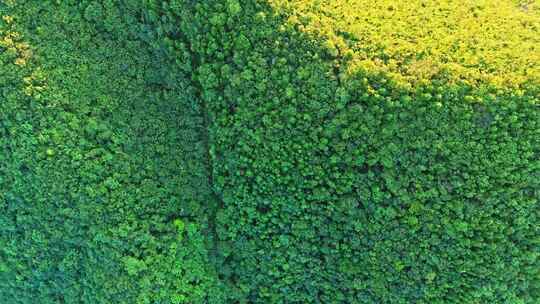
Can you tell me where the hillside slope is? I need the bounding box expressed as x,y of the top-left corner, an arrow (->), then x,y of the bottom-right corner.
1,0 -> 539,303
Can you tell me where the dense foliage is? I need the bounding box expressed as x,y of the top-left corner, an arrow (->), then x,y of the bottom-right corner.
269,0 -> 540,88
0,1 -> 225,303
1,0 -> 539,303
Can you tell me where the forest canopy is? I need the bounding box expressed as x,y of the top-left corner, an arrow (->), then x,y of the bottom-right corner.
0,0 -> 538,303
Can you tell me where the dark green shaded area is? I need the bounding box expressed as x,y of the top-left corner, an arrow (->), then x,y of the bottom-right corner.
0,1 -> 224,303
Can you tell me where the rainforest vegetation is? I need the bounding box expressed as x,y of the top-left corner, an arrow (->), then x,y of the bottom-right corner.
0,1 -> 538,303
